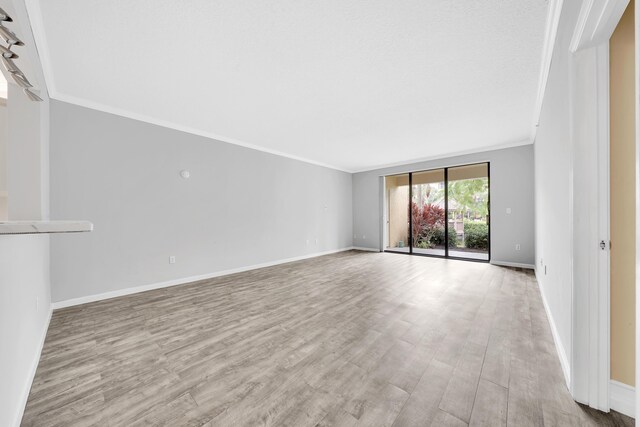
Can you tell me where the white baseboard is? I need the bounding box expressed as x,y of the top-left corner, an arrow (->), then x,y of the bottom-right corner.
490,260 -> 536,269
610,380 -> 635,418
536,272 -> 571,389
13,308 -> 52,427
351,246 -> 380,252
52,247 -> 359,309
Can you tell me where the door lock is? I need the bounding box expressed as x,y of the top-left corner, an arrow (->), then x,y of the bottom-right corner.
600,240 -> 606,250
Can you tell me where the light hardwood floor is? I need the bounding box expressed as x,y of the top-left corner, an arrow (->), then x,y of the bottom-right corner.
22,251 -> 633,426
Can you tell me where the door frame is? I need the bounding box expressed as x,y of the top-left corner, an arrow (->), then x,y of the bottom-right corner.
569,0 -> 631,414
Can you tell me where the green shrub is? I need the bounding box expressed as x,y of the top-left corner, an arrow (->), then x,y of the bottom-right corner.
416,240 -> 429,249
464,222 -> 488,250
431,226 -> 458,247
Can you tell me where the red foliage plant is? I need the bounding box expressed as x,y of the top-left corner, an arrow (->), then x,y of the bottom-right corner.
410,202 -> 445,245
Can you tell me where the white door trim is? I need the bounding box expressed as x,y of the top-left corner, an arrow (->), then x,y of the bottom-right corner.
568,0 -> 629,413
568,42 -> 610,411
611,380 -> 636,417
595,43 -> 612,413
570,0 -> 630,53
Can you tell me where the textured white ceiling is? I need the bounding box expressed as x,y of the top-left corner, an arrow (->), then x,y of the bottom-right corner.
32,0 -> 547,172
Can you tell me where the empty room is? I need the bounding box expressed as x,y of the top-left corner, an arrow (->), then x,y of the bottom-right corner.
1,0 -> 639,426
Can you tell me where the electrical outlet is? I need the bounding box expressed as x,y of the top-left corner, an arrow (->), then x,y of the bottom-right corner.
506,208 -> 512,214
515,244 -> 521,251
315,239 -> 318,245
169,256 -> 176,264
306,239 -> 309,245
362,235 -> 366,239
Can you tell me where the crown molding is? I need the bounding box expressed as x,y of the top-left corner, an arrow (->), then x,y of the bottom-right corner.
51,91 -> 355,173
351,139 -> 532,174
531,0 -> 564,143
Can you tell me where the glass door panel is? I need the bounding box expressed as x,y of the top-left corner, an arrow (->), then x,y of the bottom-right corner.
447,163 -> 489,260
385,174 -> 410,253
411,169 -> 446,257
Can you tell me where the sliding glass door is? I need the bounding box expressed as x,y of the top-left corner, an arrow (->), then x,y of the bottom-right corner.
447,164 -> 489,261
411,170 -> 446,256
384,163 -> 490,261
385,174 -> 410,253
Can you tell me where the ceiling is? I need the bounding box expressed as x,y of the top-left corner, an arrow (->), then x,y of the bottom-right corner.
31,0 -> 548,172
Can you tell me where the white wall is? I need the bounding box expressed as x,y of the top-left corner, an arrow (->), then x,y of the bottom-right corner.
0,101 -> 7,220
0,83 -> 51,426
0,235 -> 51,427
351,144 -> 535,267
534,0 -> 582,387
0,2 -> 53,424
49,100 -> 353,304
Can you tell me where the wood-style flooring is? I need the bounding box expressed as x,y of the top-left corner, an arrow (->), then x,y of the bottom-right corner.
22,251 -> 633,426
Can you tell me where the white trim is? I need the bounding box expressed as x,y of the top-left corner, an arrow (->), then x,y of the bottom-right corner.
537,270 -> 572,388
531,0 -> 565,141
51,247 -> 358,309
595,42 -> 612,413
566,41 -> 612,411
12,308 -> 52,427
570,0 -> 595,53
489,260 -> 535,270
570,0 -> 630,53
610,380 -> 635,417
566,0 -> 628,412
351,140 -> 531,174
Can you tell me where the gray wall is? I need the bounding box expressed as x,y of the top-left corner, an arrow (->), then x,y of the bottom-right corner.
50,101 -> 353,303
7,84 -> 49,220
352,144 -> 535,266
